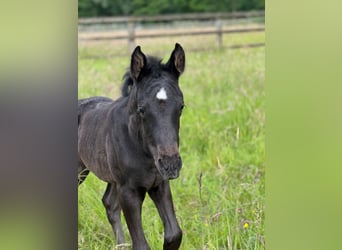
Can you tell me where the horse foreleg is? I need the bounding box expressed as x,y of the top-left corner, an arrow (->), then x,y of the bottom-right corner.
148,181 -> 182,250
118,186 -> 150,250
102,183 -> 126,247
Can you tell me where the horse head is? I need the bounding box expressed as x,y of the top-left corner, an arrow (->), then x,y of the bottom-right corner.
128,43 -> 185,180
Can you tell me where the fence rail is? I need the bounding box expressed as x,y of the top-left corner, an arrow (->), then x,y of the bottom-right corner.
78,11 -> 265,51
79,10 -> 264,25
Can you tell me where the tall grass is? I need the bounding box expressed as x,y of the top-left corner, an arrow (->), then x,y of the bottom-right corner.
78,33 -> 265,249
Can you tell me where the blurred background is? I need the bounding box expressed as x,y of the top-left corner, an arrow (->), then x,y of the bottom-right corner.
79,0 -> 264,17
78,0 -> 264,56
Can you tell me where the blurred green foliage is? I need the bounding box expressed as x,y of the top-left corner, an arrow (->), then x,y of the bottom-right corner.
78,0 -> 265,17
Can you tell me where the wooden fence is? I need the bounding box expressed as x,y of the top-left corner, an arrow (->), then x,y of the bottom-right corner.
78,11 -> 265,51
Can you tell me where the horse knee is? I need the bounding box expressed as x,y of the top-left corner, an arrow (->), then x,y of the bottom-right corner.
164,229 -> 182,250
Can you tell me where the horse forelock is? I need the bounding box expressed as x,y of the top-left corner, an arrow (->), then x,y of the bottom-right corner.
121,55 -> 181,114
121,56 -> 165,97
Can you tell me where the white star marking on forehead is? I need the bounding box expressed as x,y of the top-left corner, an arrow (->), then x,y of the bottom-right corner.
156,87 -> 168,100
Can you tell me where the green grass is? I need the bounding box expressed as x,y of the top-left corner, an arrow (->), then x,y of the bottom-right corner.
78,33 -> 265,249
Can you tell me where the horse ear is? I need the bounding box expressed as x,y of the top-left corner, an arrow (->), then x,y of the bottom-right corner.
131,46 -> 146,80
167,43 -> 185,77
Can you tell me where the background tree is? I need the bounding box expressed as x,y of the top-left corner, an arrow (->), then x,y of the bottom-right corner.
78,0 -> 264,17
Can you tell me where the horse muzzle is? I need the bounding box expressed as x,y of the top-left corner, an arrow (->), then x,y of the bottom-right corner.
155,154 -> 182,180
150,143 -> 182,180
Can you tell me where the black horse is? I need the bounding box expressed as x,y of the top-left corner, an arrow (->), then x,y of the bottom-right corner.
78,43 -> 185,250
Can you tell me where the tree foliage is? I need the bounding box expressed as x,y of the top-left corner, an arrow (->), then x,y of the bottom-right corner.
78,0 -> 264,17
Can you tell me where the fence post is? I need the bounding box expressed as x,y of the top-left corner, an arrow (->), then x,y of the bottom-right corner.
215,19 -> 223,49
127,20 -> 135,52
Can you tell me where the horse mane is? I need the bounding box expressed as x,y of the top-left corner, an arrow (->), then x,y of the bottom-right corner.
121,56 -> 164,97
121,71 -> 133,97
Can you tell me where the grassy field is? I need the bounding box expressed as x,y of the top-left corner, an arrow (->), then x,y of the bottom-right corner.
78,32 -> 265,249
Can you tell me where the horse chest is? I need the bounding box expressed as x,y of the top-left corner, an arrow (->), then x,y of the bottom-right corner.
129,168 -> 164,190
115,155 -> 163,189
